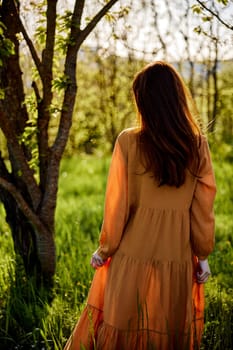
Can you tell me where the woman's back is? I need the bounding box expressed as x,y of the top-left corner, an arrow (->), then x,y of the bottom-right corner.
115,128 -> 194,261
64,61 -> 216,350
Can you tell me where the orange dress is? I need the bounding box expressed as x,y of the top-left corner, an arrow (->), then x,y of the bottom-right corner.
64,128 -> 216,350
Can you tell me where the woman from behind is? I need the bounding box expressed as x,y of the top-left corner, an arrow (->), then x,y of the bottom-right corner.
64,61 -> 216,350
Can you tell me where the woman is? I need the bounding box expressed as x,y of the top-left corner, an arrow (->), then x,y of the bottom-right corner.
64,61 -> 216,350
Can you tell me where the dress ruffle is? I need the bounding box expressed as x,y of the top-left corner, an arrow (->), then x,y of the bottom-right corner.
64,255 -> 204,350
65,299 -> 203,350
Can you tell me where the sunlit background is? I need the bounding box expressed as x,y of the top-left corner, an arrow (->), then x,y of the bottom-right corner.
18,0 -> 233,155
0,2 -> 233,349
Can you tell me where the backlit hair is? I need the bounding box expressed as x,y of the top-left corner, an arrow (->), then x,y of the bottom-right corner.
133,61 -> 201,187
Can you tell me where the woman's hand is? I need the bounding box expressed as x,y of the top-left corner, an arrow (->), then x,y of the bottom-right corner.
90,251 -> 105,269
197,259 -> 211,283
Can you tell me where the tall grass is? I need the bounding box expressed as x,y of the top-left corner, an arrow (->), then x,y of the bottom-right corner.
200,159 -> 233,350
0,153 -> 232,349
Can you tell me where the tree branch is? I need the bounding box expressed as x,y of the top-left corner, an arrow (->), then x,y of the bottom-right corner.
78,0 -> 119,46
19,20 -> 43,75
32,81 -> 41,103
39,0 -> 120,227
12,0 -> 43,77
36,0 -> 85,229
42,0 -> 58,72
150,0 -> 167,58
73,0 -> 85,31
38,0 -> 58,193
196,0 -> 233,30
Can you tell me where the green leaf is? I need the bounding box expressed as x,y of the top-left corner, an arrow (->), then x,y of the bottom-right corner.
34,25 -> 46,45
194,26 -> 202,34
58,10 -> 73,29
191,4 -> 203,14
52,75 -> 71,91
0,21 -> 7,33
105,12 -> 116,23
0,37 -> 15,60
216,0 -> 229,5
202,15 -> 213,22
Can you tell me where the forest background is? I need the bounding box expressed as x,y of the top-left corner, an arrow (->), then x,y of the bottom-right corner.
0,0 -> 233,349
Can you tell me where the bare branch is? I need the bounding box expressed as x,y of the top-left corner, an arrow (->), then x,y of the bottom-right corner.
196,0 -> 233,30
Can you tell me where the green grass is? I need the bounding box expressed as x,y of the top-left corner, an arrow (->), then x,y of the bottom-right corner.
0,153 -> 232,349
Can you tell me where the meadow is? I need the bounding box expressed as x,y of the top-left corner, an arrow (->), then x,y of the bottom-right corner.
0,150 -> 232,349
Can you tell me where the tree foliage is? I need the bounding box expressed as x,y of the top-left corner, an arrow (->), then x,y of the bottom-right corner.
193,0 -> 233,31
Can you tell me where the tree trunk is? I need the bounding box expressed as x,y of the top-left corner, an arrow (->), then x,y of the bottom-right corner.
0,0 -> 55,284
0,0 -> 120,286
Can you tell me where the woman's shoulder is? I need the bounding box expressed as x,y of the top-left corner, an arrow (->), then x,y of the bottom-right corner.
116,127 -> 139,158
197,134 -> 210,152
117,127 -> 140,143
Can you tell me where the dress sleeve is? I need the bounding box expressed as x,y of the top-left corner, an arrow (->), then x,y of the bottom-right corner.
190,136 -> 217,260
96,137 -> 128,261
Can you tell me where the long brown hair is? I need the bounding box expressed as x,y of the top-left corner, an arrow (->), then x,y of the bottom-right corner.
132,61 -> 201,187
